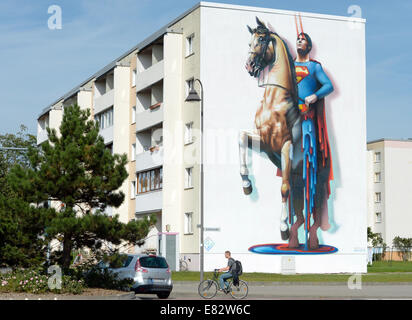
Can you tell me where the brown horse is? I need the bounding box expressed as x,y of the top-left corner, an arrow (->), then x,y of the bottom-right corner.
239,17 -> 306,246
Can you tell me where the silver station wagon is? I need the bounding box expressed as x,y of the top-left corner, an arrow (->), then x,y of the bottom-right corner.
97,254 -> 173,299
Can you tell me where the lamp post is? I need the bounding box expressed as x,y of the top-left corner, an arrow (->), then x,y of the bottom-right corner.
185,79 -> 205,282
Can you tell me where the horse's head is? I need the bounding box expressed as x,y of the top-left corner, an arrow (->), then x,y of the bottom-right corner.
245,17 -> 277,78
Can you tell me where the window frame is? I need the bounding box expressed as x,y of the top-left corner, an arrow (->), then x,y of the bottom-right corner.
136,167 -> 163,195
95,106 -> 114,130
186,33 -> 195,57
375,212 -> 382,223
184,122 -> 194,145
374,172 -> 381,183
185,167 -> 193,189
374,152 -> 381,163
184,212 -> 193,235
374,192 -> 381,203
132,69 -> 137,87
186,78 -> 194,98
132,143 -> 136,161
131,180 -> 136,199
132,106 -> 136,124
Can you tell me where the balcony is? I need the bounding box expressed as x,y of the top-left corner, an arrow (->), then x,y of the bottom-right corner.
99,126 -> 113,144
135,146 -> 163,172
135,190 -> 162,214
135,60 -> 164,93
136,103 -> 164,132
94,89 -> 114,115
37,129 -> 48,145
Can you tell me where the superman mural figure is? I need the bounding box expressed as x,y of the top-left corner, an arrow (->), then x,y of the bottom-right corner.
289,28 -> 334,250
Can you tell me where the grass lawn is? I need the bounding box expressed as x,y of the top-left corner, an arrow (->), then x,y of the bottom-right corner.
172,261 -> 412,283
367,261 -> 412,273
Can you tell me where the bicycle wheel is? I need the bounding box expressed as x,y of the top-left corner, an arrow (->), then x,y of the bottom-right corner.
198,280 -> 218,299
229,280 -> 248,299
180,260 -> 188,271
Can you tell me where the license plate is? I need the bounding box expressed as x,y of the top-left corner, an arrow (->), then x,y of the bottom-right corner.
152,279 -> 163,284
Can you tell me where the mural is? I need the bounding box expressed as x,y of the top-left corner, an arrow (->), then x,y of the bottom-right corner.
241,15 -> 336,254
201,6 -> 366,273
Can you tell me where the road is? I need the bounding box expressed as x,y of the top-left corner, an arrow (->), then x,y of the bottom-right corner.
134,282 -> 412,300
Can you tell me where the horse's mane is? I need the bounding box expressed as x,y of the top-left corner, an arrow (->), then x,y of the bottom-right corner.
280,38 -> 299,108
252,25 -> 299,109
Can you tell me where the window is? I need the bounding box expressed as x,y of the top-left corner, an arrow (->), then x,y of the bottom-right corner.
375,192 -> 381,203
95,107 -> 114,130
374,152 -> 381,162
132,69 -> 136,87
186,78 -> 194,98
374,172 -> 381,183
186,34 -> 194,56
184,212 -> 193,234
132,106 -> 136,124
185,167 -> 193,189
137,167 -> 163,194
132,144 -> 136,161
139,256 -> 168,269
185,122 -> 193,144
375,212 -> 382,223
131,180 -> 136,199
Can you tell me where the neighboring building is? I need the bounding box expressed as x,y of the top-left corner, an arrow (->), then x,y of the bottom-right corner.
367,139 -> 412,248
37,2 -> 366,273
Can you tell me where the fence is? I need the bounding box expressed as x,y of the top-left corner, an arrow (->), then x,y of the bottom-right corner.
367,246 -> 412,264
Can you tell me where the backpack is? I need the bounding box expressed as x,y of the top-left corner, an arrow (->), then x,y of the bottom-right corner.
234,260 -> 243,276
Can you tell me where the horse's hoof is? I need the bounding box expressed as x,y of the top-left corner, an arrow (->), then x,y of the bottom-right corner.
281,229 -> 290,241
243,185 -> 253,195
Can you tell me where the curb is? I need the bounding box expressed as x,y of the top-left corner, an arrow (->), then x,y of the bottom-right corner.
173,281 -> 412,286
0,292 -> 136,300
61,292 -> 136,300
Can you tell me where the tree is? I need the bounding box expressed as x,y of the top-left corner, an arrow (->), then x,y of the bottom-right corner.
0,125 -> 52,267
9,105 -> 156,270
392,237 -> 412,262
367,227 -> 387,261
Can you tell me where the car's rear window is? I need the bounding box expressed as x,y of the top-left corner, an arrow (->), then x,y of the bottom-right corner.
139,256 -> 168,269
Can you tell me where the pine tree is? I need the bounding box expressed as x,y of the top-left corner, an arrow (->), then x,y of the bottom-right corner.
8,105 -> 156,270
0,125 -> 51,267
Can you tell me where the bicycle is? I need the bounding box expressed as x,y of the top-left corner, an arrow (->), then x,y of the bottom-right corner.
198,269 -> 248,299
179,258 -> 189,271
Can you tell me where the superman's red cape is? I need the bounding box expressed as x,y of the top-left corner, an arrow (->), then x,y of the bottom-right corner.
277,99 -> 333,198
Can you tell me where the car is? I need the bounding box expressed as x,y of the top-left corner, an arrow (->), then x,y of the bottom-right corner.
94,253 -> 173,299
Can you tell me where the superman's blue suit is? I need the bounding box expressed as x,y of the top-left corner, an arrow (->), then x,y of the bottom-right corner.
294,60 -> 334,249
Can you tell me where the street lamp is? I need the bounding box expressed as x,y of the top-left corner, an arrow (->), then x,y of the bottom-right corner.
185,79 -> 205,282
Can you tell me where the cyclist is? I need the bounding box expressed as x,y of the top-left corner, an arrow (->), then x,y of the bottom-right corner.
217,250 -> 235,293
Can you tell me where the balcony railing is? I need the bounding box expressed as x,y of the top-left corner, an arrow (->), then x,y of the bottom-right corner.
135,60 -> 164,93
135,189 -> 162,214
135,146 -> 163,172
135,103 -> 163,132
37,129 -> 48,145
94,89 -> 114,115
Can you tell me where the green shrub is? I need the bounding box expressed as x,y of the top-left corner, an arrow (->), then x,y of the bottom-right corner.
0,268 -> 85,294
83,267 -> 133,291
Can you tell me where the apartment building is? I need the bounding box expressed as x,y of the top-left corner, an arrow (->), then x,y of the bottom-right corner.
37,3 -> 202,271
37,2 -> 367,273
367,139 -> 412,247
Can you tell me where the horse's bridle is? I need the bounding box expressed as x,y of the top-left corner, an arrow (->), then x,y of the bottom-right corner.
251,31 -> 276,75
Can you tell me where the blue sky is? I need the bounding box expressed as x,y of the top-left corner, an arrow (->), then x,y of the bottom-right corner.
0,0 -> 410,141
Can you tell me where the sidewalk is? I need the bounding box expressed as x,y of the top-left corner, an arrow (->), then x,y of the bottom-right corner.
171,281 -> 412,299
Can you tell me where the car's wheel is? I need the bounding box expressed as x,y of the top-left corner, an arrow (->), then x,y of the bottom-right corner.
157,292 -> 170,299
